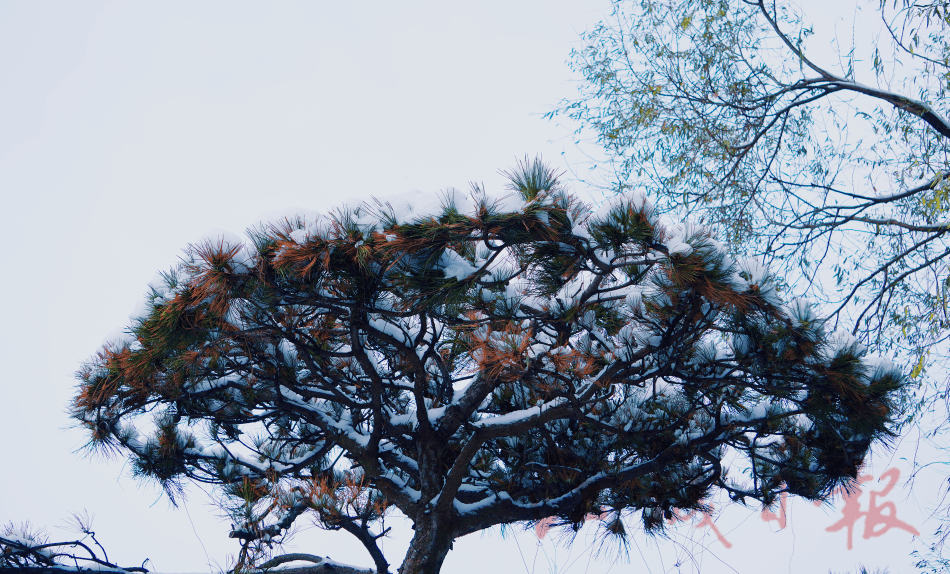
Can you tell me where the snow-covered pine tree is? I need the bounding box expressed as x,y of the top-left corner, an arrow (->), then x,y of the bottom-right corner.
72,159 -> 905,574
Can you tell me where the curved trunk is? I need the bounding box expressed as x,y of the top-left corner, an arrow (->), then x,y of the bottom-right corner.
397,515 -> 454,574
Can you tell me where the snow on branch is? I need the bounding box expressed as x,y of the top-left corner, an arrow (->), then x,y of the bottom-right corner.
71,159 -> 906,574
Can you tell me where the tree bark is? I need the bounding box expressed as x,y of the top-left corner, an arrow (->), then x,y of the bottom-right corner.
396,515 -> 453,574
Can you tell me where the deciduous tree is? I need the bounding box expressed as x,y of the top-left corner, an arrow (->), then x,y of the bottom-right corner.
72,160 -> 904,574
552,0 -> 949,390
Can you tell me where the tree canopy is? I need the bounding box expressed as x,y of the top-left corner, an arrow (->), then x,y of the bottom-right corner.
552,0 -> 950,388
72,160 -> 905,574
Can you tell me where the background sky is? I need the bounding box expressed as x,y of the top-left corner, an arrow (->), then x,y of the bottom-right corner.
0,2 -> 943,573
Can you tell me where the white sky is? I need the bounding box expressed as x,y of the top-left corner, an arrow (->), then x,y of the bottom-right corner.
0,2 -> 942,573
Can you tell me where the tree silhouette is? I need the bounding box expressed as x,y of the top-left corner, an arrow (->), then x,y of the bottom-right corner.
72,159 -> 905,574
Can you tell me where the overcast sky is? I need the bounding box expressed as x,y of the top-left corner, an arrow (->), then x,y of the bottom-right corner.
0,2 -> 941,573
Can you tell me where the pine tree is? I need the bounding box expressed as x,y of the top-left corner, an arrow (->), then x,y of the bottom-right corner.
72,159 -> 905,574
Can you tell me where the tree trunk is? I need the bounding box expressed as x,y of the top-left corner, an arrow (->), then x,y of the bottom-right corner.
397,515 -> 453,574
